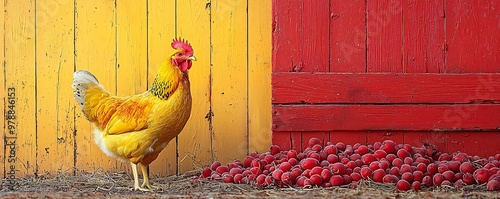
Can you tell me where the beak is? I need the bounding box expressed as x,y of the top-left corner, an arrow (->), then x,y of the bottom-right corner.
188,56 -> 197,61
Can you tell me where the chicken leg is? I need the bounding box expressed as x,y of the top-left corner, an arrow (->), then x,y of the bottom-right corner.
130,162 -> 151,191
140,164 -> 158,190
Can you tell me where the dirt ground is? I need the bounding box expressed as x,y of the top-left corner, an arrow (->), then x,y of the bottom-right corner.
0,170 -> 498,199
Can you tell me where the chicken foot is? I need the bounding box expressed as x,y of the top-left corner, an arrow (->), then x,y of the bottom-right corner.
140,164 -> 158,190
130,162 -> 153,191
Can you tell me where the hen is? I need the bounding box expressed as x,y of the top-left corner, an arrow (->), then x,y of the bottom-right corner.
72,38 -> 195,191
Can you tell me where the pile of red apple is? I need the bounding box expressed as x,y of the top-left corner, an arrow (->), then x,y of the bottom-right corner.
198,138 -> 500,191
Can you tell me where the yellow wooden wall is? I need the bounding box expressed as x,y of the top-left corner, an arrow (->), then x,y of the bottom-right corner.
1,0 -> 272,177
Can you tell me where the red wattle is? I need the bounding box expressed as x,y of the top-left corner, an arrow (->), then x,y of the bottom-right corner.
180,61 -> 189,72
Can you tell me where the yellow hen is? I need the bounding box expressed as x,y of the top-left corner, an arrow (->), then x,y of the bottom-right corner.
72,38 -> 195,191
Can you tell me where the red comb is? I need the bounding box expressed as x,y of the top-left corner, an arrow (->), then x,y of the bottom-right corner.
171,37 -> 193,56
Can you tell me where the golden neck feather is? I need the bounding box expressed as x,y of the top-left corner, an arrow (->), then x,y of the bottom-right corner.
149,59 -> 181,100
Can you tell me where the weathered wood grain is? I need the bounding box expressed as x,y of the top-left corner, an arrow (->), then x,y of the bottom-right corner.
302,0 -> 330,72
367,0 -> 403,72
176,0 -> 213,174
273,104 -> 500,132
445,1 -> 500,73
4,0 -> 37,177
116,1 -> 147,96
248,0 -> 273,154
74,0 -> 117,171
115,0 -> 148,172
36,0 -> 75,175
272,0 -> 302,72
301,132 -> 330,151
211,0 -> 249,164
273,73 -> 500,104
147,0 -> 176,176
330,0 -> 367,72
1,0 -> 273,177
0,0 -> 5,176
329,131 -> 367,146
402,0 -> 445,73
446,131 -> 500,157
272,132 -> 292,151
272,0 -> 500,158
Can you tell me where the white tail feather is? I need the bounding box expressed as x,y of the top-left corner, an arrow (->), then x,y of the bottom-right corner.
72,70 -> 105,109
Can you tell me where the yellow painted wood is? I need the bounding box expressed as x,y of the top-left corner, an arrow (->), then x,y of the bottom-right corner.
0,0 -> 5,176
36,0 -> 75,175
74,0 -> 117,171
177,0 -> 213,173
4,0 -> 37,176
2,0 -> 273,176
116,1 -> 147,95
115,0 -> 148,172
211,0 -> 249,164
147,0 -> 177,176
248,0 -> 272,153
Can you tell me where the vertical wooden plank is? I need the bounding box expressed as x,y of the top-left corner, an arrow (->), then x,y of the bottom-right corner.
248,0 -> 272,154
116,0 -> 147,172
402,0 -> 444,73
147,0 -> 176,176
329,131 -> 367,145
330,0 -> 366,72
116,1 -> 147,95
271,0 -> 302,149
74,0 -> 117,171
280,0 -> 322,151
302,132 -> 329,150
301,0 -> 329,72
445,1 -> 500,73
211,0 -> 248,164
300,0 -> 330,148
290,132 -> 302,150
367,131 -> 404,146
367,0 -> 403,72
176,0 -> 213,173
0,0 -> 5,177
4,0 -> 36,177
272,0 -> 302,72
447,132 -> 500,157
36,0 -> 75,175
403,131 -> 447,154
272,132 -> 291,151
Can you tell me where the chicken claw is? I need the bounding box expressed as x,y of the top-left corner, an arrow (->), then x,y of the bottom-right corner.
141,183 -> 158,190
131,163 -> 154,192
140,164 -> 158,190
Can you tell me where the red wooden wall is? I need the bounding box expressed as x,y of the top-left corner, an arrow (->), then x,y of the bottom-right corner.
272,0 -> 500,157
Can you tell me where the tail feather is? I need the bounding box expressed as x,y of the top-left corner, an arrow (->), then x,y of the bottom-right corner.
72,70 -> 106,109
72,70 -> 122,125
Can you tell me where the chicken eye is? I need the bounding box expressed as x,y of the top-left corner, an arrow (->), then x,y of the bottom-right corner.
176,53 -> 182,56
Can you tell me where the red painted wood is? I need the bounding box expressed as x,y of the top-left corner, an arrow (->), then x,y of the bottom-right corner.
272,0 -> 302,72
330,0 -> 366,72
403,131 -> 447,154
367,0 -> 403,72
402,1 -> 445,73
445,1 -> 500,73
302,0 -> 329,72
272,0 -> 500,157
300,0 -> 329,145
272,73 -> 500,104
273,104 -> 500,131
272,131 -> 291,151
291,132 -> 302,150
367,131 -> 404,146
447,131 -> 500,157
329,131 -> 367,145
301,132 -> 329,150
